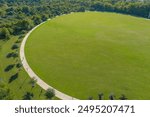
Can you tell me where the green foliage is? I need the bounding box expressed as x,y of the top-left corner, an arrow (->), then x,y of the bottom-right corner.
29,78 -> 37,88
0,28 -> 10,40
41,14 -> 49,21
0,80 -> 13,100
0,9 -> 6,17
0,88 -> 13,99
45,88 -> 55,100
119,94 -> 128,100
148,12 -> 150,18
109,93 -> 115,100
98,93 -> 104,100
23,92 -> 34,100
1,0 -> 150,39
32,15 -> 42,25
14,19 -> 34,34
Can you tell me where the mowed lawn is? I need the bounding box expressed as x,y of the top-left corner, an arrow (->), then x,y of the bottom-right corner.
25,12 -> 150,99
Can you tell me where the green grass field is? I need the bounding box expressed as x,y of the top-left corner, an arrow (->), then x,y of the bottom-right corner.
25,12 -> 150,100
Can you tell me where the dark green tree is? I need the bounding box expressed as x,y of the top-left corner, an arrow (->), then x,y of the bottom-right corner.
98,92 -> 104,100
14,19 -> 34,34
0,28 -> 10,39
41,14 -> 49,21
45,88 -> 55,100
23,92 -> 34,100
32,15 -> 42,25
29,77 -> 37,88
109,93 -> 115,100
0,80 -> 13,99
119,94 -> 128,100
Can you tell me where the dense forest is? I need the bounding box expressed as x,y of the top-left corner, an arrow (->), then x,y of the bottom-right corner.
0,0 -> 150,40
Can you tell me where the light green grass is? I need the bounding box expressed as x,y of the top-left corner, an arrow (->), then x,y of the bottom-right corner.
25,12 -> 150,99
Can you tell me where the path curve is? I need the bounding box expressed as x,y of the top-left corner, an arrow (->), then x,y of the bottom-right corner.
20,18 -> 78,100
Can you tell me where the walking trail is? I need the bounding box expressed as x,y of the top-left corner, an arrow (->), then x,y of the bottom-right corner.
20,19 -> 78,100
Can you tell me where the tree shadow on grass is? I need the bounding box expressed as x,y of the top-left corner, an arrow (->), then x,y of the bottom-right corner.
6,52 -> 14,58
4,64 -> 15,72
6,52 -> 18,59
39,89 -> 43,97
8,73 -> 18,83
15,40 -> 21,44
11,44 -> 19,50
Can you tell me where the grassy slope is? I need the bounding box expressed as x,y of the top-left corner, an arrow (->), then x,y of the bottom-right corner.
0,37 -> 47,99
25,12 -> 150,99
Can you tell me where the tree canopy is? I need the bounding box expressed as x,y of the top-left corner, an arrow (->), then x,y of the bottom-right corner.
0,0 -> 150,39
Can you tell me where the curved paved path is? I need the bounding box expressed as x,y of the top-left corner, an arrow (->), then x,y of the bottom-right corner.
20,19 -> 78,100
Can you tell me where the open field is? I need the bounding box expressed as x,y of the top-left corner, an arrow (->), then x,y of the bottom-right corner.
25,12 -> 150,99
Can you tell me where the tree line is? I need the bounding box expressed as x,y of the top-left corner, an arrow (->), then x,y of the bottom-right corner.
0,0 -> 150,40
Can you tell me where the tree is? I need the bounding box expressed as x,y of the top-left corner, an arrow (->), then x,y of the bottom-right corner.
23,92 -> 34,100
0,9 -> 6,17
14,19 -> 34,34
0,88 -> 13,99
148,11 -> 150,19
22,6 -> 30,14
77,7 -> 85,12
32,15 -> 42,25
119,94 -> 128,100
29,77 -> 37,88
41,14 -> 49,21
109,93 -> 115,100
98,92 -> 104,100
45,88 -> 55,100
0,80 -> 13,99
0,27 -> 10,39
